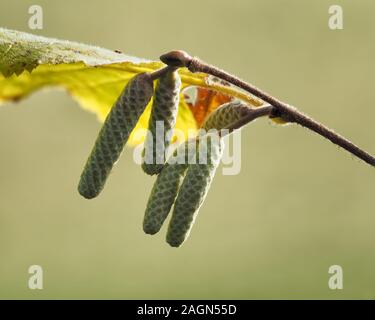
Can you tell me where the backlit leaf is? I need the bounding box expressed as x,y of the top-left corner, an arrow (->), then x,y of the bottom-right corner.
0,28 -> 263,145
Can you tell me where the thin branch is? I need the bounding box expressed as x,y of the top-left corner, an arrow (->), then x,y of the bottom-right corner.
160,51 -> 375,167
225,104 -> 274,134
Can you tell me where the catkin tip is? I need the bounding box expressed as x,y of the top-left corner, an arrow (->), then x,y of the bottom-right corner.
141,163 -> 163,176
143,225 -> 160,235
77,185 -> 99,199
166,239 -> 183,248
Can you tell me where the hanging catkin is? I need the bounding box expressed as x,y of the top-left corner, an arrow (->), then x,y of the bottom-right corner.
143,139 -> 196,235
78,73 -> 154,199
142,70 -> 181,175
166,133 -> 224,247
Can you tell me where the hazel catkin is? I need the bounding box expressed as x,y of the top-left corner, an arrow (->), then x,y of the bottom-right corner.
166,133 -> 224,247
143,139 -> 196,235
142,70 -> 181,175
78,73 -> 154,199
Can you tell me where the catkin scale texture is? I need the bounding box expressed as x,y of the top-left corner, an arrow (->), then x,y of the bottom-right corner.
142,70 -> 181,175
78,73 -> 154,199
143,140 -> 196,235
202,101 -> 251,131
166,134 -> 224,247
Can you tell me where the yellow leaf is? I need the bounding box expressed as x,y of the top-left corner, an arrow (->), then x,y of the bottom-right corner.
0,28 -> 264,145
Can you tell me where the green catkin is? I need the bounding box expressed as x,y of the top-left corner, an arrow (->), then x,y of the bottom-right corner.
202,100 -> 252,131
142,70 -> 181,175
166,133 -> 224,247
143,140 -> 196,235
78,73 -> 154,199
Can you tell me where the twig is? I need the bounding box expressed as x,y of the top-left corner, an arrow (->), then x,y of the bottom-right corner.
160,50 -> 375,167
225,104 -> 274,134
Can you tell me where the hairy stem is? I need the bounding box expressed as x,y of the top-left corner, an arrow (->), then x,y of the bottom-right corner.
225,104 -> 274,134
160,50 -> 375,167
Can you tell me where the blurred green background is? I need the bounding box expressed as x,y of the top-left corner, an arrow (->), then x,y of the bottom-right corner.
0,0 -> 374,299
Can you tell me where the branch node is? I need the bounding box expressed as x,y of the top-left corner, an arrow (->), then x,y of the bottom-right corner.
160,50 -> 192,68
